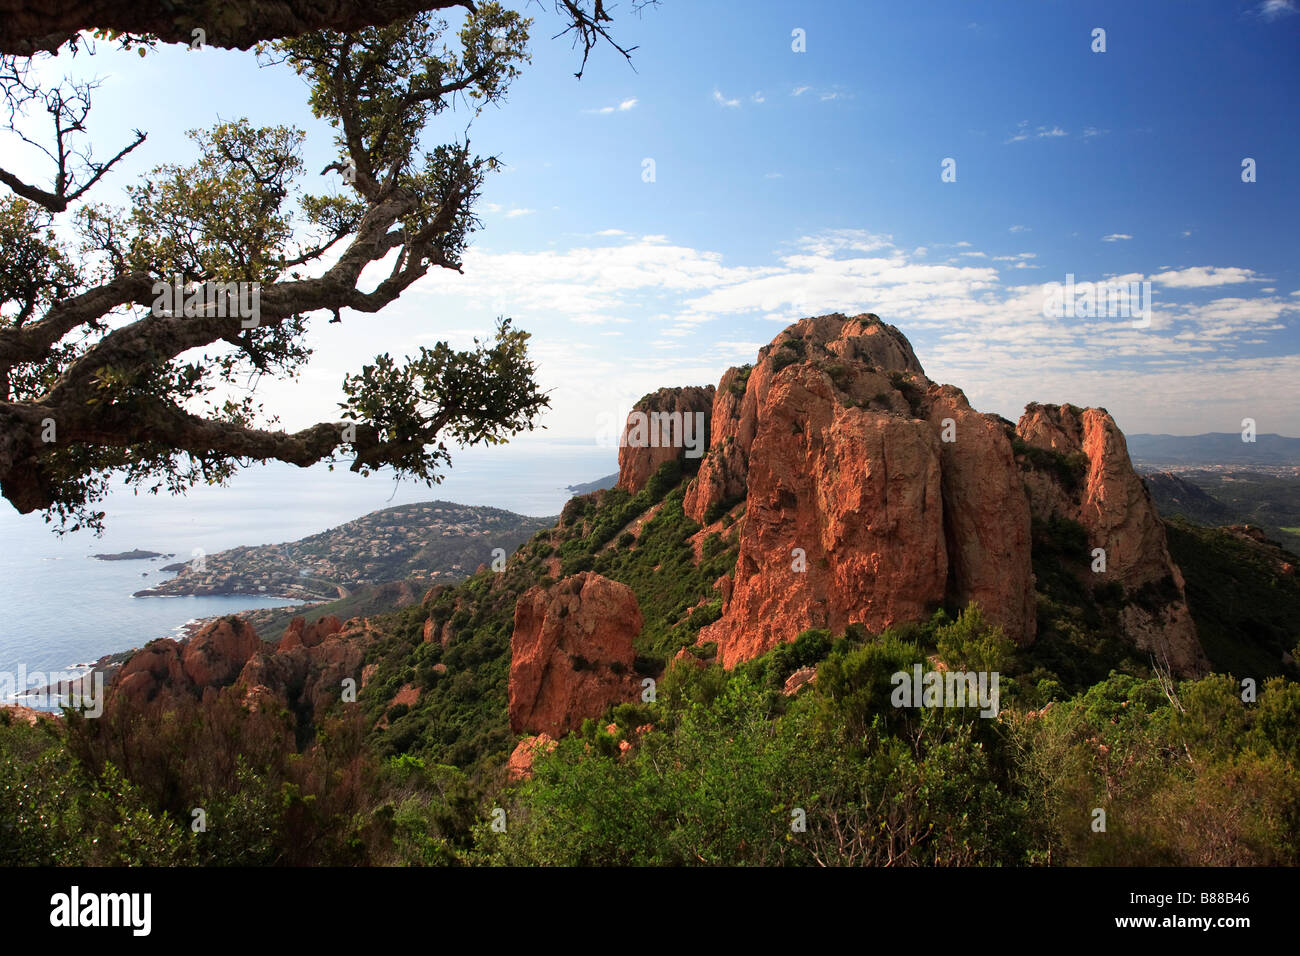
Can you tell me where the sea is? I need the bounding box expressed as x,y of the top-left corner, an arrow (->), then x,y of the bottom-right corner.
0,440 -> 615,703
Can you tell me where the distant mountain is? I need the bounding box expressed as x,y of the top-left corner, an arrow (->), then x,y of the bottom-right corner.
1126,432 -> 1300,466
1143,472 -> 1235,525
566,472 -> 619,495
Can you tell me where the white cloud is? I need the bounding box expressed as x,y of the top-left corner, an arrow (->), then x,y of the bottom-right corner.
1005,122 -> 1070,143
506,208 -> 535,218
1102,234 -> 1133,242
334,230 -> 1299,439
713,89 -> 740,108
1257,0 -> 1297,20
792,85 -> 811,96
1150,266 -> 1261,287
587,97 -> 638,114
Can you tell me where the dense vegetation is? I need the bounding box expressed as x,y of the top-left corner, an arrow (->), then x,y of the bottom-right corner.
2,464 -> 1298,866
5,603 -> 1297,865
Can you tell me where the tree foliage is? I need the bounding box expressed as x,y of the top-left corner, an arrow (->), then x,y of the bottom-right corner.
0,2 -> 649,531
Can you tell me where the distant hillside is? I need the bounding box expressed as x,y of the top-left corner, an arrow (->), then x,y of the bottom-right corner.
136,500 -> 555,601
236,579 -> 427,645
1145,470 -> 1300,555
566,471 -> 618,495
1127,432 -> 1300,466
1165,519 -> 1300,679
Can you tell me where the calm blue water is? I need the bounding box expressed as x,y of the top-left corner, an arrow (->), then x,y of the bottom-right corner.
0,441 -> 615,695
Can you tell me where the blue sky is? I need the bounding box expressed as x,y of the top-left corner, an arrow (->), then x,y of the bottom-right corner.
7,0 -> 1299,451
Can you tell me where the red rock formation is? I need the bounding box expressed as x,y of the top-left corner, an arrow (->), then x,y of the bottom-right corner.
114,617 -> 263,708
1016,403 -> 1208,676
617,385 -> 715,494
180,617 -> 261,687
699,362 -> 949,667
783,666 -> 818,696
923,384 -> 1035,642
0,704 -> 55,726
114,639 -> 186,707
110,613 -> 377,731
685,313 -> 923,524
507,733 -> 557,781
508,572 -> 642,736
279,614 -> 343,651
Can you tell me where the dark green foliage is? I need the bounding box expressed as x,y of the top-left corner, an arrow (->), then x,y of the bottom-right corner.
888,370 -> 925,415
704,494 -> 744,526
1165,518 -> 1300,679
1012,672 -> 1300,865
482,625 -> 1029,866
934,605 -> 1015,672
727,364 -> 753,395
1012,437 -> 1089,492
1032,513 -> 1090,559
769,338 -> 805,373
1146,470 -> 1300,555
823,361 -> 852,391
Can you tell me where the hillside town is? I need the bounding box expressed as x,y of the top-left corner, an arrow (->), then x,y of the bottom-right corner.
135,502 -> 553,600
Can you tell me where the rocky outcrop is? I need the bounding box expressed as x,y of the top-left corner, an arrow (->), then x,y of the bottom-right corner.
922,385 -> 1035,643
508,572 -> 642,736
674,313 -> 1199,673
685,313 -> 923,525
110,614 -> 377,733
507,733 -> 557,781
617,385 -> 715,494
494,313 -> 1206,738
1016,403 -> 1208,676
180,616 -> 261,688
690,314 -> 1039,666
698,362 -> 950,667
114,616 -> 262,707
278,615 -> 342,652
239,617 -> 376,728
783,666 -> 818,696
0,704 -> 55,726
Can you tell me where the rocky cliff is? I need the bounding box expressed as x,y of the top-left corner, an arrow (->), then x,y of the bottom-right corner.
1016,403 -> 1208,676
612,312 -> 1206,676
508,571 -> 642,736
616,385 -> 714,494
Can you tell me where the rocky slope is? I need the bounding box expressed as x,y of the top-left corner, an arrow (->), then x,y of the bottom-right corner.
617,385 -> 714,494
110,612 -> 378,744
99,311 -> 1215,772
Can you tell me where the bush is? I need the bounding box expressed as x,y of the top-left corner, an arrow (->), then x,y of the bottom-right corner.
934,604 -> 1015,673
